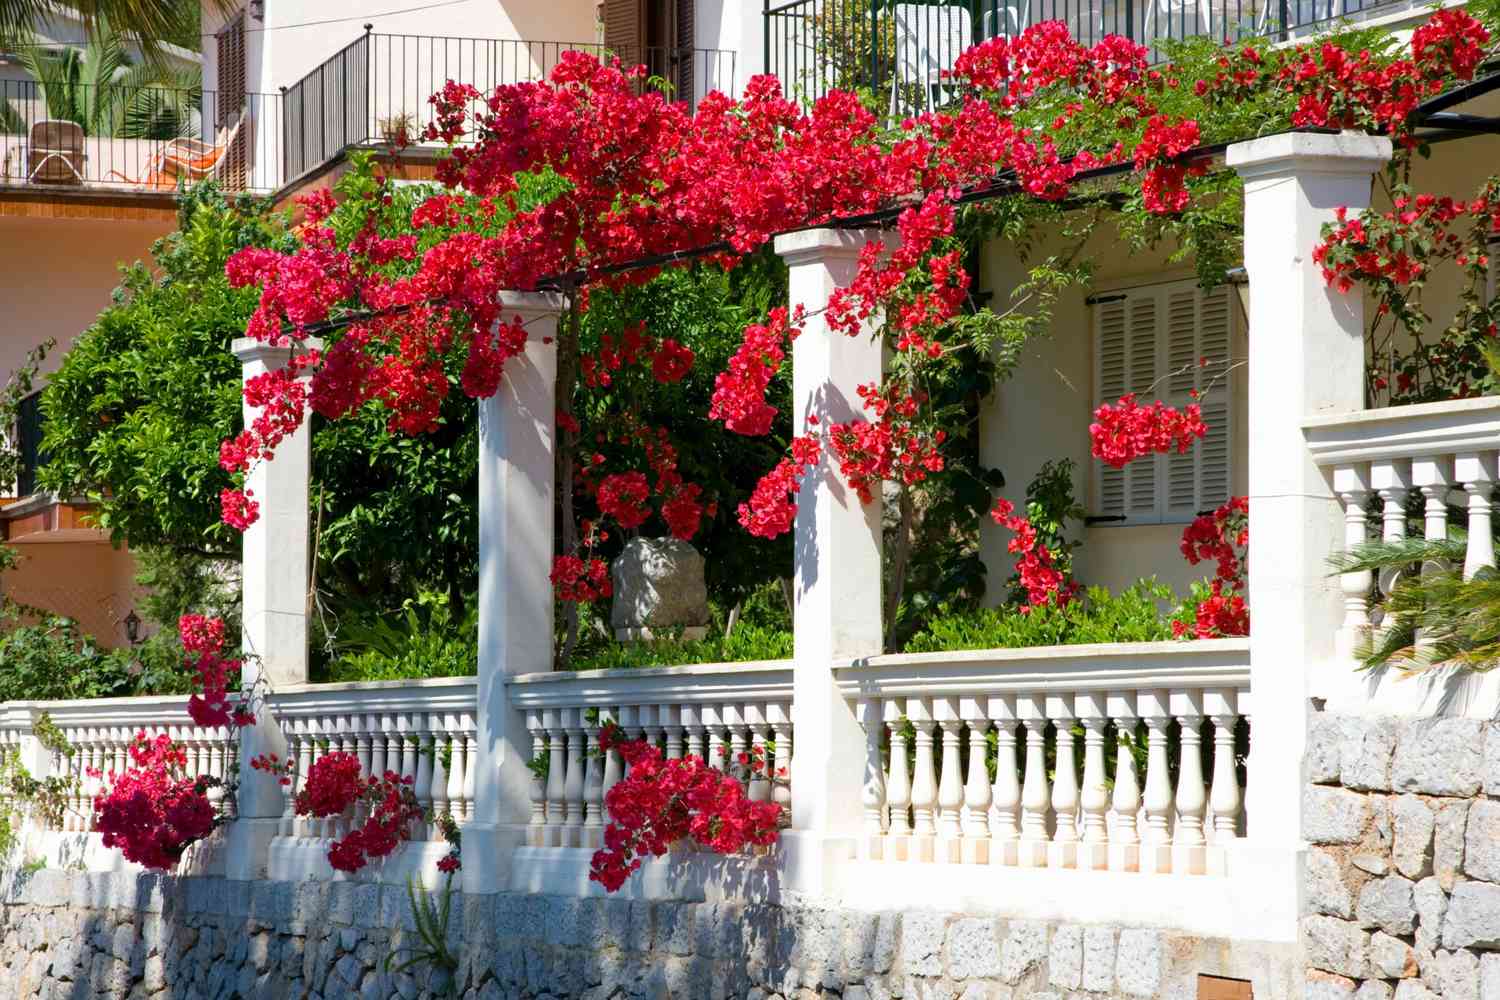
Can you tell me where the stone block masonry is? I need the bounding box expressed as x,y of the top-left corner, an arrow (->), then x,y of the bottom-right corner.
0,868 -> 1296,999
1303,711 -> 1500,998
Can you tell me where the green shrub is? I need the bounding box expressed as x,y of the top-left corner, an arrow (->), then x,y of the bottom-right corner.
902,579 -> 1178,653
568,621 -> 792,673
318,597 -> 478,683
0,617 -> 138,701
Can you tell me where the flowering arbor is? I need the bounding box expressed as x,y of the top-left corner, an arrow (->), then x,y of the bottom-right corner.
39,9 -> 1500,930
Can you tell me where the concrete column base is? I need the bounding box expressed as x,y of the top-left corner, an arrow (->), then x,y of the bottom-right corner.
460,822 -> 527,895
777,829 -> 855,898
222,817 -> 281,881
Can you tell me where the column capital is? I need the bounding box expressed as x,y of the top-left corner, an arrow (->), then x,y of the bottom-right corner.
231,336 -> 324,366
1227,131 -> 1391,182
773,226 -> 886,265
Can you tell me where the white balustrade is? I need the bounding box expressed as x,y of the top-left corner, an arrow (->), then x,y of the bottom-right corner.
836,641 -> 1249,876
262,677 -> 477,847
507,661 -> 794,848
1308,399 -> 1500,662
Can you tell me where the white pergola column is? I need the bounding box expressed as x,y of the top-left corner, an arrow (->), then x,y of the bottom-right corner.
464,291 -> 565,895
1226,132 -> 1390,937
227,336 -> 319,877
774,228 -> 885,896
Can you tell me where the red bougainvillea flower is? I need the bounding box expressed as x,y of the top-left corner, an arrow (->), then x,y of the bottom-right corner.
589,725 -> 782,892
94,732 -> 218,871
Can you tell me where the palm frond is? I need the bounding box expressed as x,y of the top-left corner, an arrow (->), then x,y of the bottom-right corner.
1341,534 -> 1500,673
0,0 -> 49,51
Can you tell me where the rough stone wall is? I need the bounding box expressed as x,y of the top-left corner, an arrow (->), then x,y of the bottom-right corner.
1303,710 -> 1500,1000
0,868 -> 1285,1000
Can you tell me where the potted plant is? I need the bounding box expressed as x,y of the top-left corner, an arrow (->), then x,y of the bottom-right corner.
377,111 -> 417,146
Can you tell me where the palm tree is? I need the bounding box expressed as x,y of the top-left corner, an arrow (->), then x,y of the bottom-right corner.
0,1 -> 199,70
0,16 -> 200,139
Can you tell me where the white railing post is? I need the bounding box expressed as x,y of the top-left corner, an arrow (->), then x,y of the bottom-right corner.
1458,452 -> 1498,579
227,336 -> 320,878
775,228 -> 886,894
467,291 -> 564,893
1228,132 -> 1390,936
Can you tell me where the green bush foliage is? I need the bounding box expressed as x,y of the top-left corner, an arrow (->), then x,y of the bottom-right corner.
902,579 -> 1179,653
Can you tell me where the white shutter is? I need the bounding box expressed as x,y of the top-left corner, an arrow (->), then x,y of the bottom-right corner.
1125,294 -> 1159,519
1094,279 -> 1236,525
1095,296 -> 1128,518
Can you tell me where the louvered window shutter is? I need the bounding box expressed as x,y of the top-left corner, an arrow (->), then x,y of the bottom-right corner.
215,14 -> 248,191
604,0 -> 645,66
676,0 -> 695,103
1094,280 -> 1236,524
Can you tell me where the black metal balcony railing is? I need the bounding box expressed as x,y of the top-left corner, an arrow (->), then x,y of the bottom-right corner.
764,0 -> 1410,114
0,81 -> 284,193
282,32 -> 739,182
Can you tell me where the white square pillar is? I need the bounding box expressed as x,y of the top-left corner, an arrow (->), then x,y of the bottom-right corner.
774,228 -> 885,897
463,291 -> 565,895
228,336 -> 320,877
232,337 -> 320,689
1226,132 -> 1390,936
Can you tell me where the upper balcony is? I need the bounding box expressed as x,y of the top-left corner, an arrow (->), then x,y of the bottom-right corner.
0,31 -> 738,208
764,0 -> 1436,114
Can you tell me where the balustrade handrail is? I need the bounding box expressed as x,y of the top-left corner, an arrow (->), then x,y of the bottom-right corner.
507,659 -> 793,709
0,693 -> 196,729
266,674 -> 476,717
1304,395 -> 1500,465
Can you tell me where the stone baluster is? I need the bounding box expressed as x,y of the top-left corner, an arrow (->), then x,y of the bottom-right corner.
681,705 -> 706,761
600,707 -> 624,805
1415,456 -> 1454,648
988,695 -> 1021,867
1334,465 -> 1373,661
1172,690 -> 1208,874
639,706 -> 662,760
934,697 -> 964,864
397,712 -> 417,787
447,713 -> 467,828
1048,695 -> 1080,869
701,705 -> 724,771
280,719 -> 301,837
960,698 -> 991,865
857,699 -> 886,859
563,708 -> 587,847
769,703 -> 792,814
430,713 -> 451,839
368,712 -> 388,782
295,717 -> 317,840
907,698 -> 938,863
884,699 -> 912,860
1108,694 -> 1141,872
1076,693 -> 1110,871
617,706 -> 642,776
461,713 -> 478,822
542,708 -> 567,847
1458,452 -> 1498,580
1373,459 -> 1412,603
1017,695 -> 1050,868
582,710 -> 604,849
661,706 -> 684,761
725,703 -> 748,786
746,705 -> 772,803
413,714 -> 435,840
207,727 -> 226,816
1139,690 -> 1174,874
526,710 -> 547,847
1206,690 -> 1244,873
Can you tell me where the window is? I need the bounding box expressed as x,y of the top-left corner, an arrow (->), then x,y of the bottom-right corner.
16,389 -> 43,499
1092,279 -> 1236,525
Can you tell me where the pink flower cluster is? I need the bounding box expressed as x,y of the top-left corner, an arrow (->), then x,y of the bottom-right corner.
589,726 -> 782,893
290,751 -> 425,873
709,307 -> 800,437
179,614 -> 254,729
737,434 -> 821,539
1174,496 -> 1250,639
989,498 -> 1078,612
1088,393 -> 1207,469
93,733 -> 218,871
